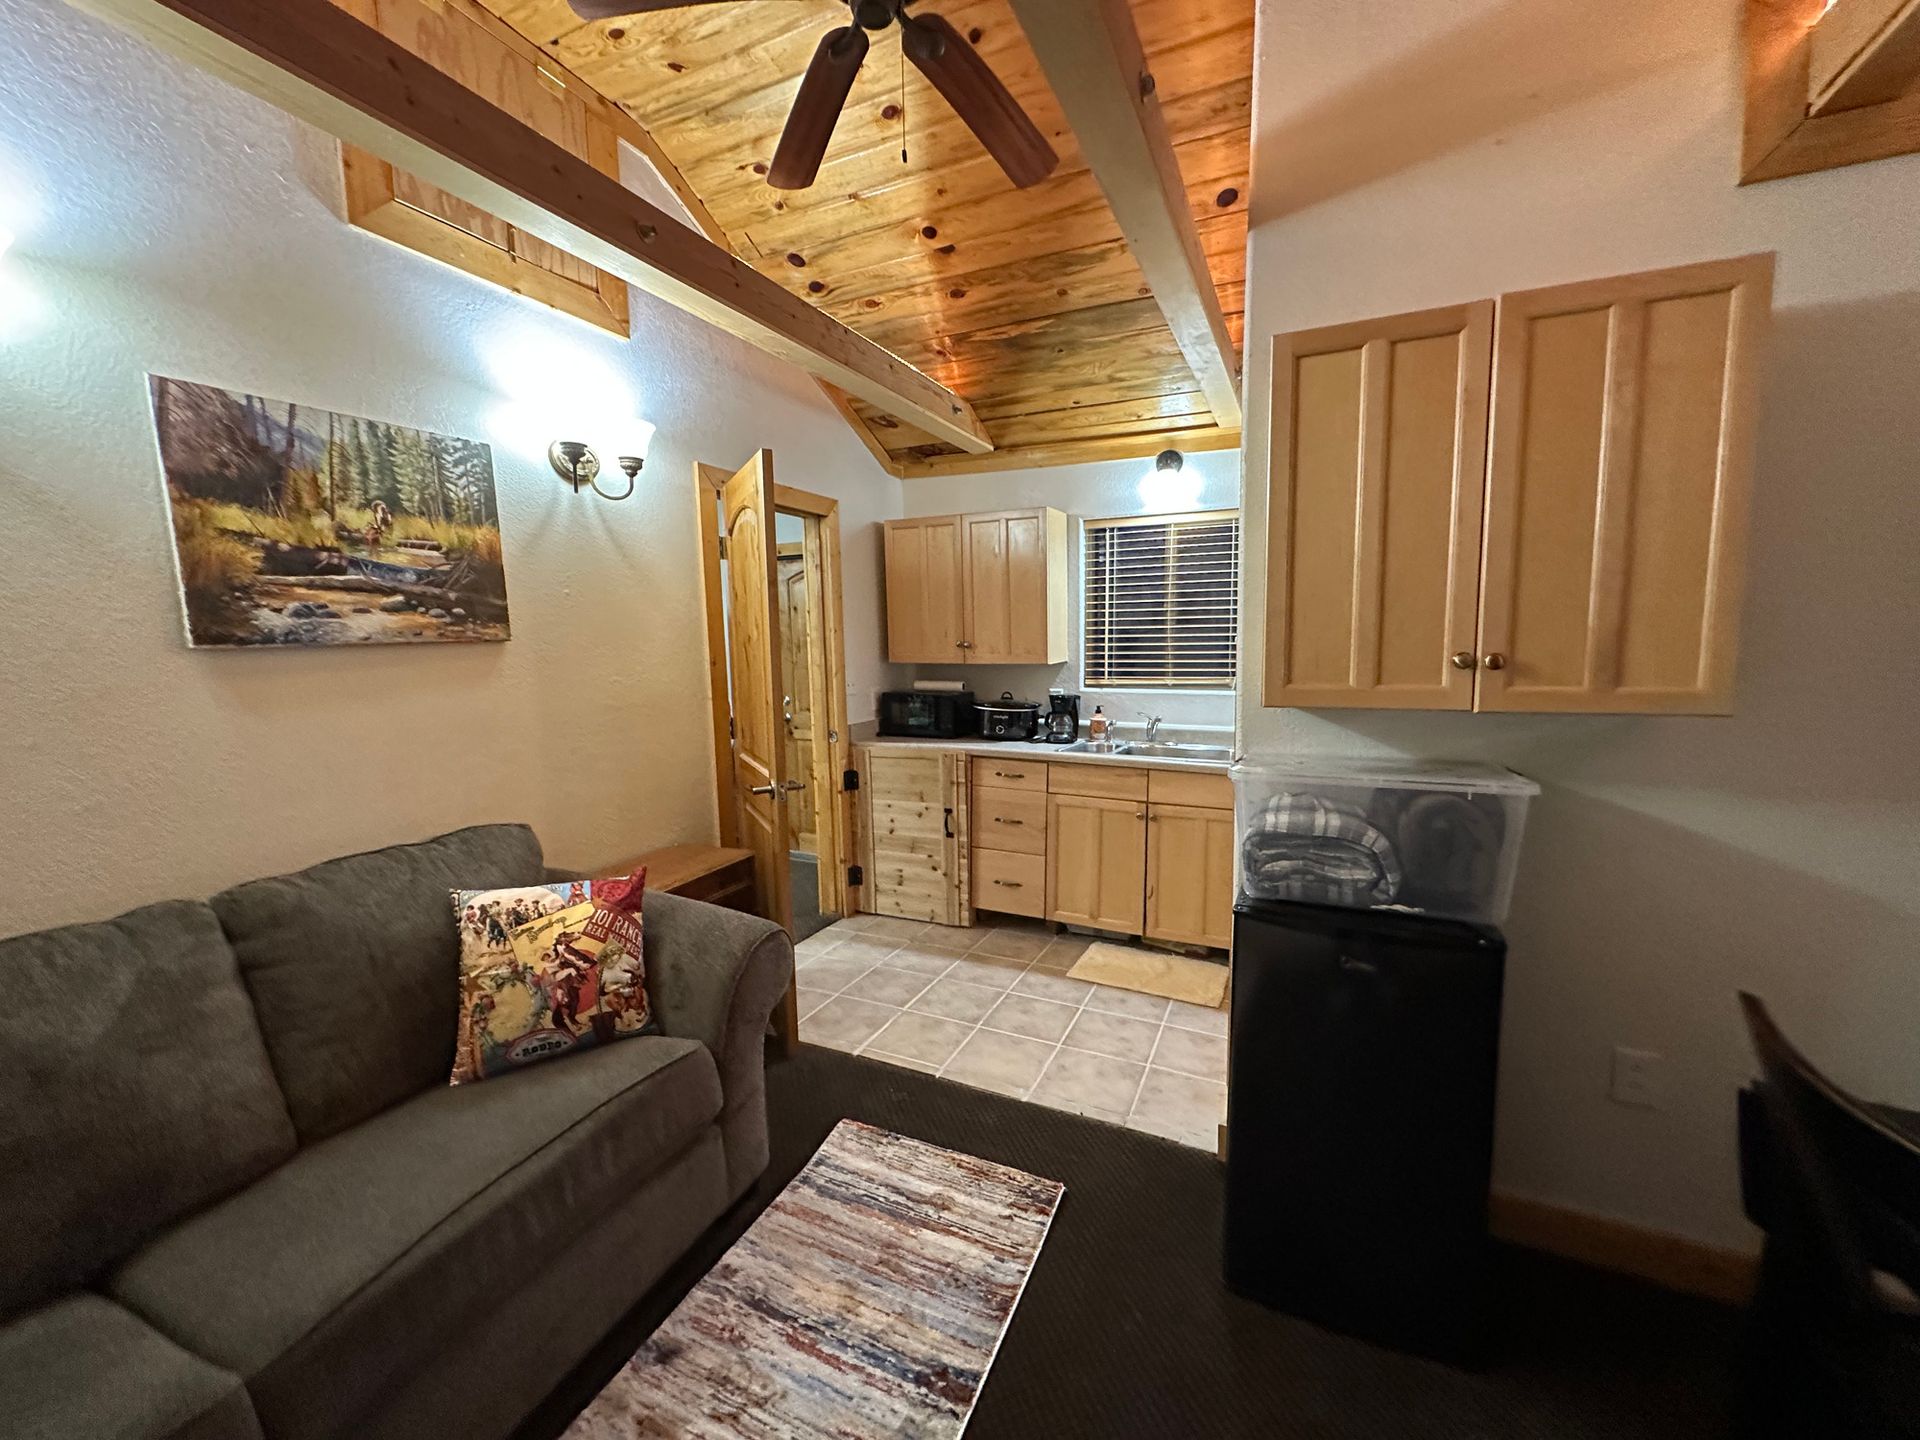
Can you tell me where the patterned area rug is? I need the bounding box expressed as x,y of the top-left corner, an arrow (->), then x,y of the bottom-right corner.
564,1120 -> 1063,1439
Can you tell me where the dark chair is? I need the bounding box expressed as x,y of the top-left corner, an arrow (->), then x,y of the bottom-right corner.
1736,992 -> 1920,1440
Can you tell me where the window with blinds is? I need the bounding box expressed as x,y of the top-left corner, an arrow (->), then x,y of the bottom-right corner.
1082,510 -> 1240,689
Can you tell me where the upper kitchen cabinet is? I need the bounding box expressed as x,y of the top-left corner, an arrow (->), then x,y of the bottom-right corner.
1264,302 -> 1493,710
1477,255 -> 1773,714
885,508 -> 1069,666
332,0 -> 631,338
1261,254 -> 1773,715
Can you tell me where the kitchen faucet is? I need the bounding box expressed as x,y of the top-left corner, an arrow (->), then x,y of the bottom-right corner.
1145,715 -> 1163,743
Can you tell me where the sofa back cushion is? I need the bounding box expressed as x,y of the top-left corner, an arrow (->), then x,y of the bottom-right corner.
0,899 -> 298,1317
211,824 -> 544,1141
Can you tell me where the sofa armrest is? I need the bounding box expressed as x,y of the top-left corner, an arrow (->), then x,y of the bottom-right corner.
642,892 -> 792,1192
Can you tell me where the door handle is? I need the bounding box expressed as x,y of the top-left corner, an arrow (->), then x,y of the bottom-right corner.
943,807 -> 954,838
780,780 -> 806,793
749,784 -> 776,796
750,781 -> 808,798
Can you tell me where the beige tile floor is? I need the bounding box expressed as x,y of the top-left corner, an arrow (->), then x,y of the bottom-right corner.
794,914 -> 1228,1151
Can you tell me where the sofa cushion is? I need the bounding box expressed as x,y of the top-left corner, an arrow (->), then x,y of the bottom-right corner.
210,823 -> 544,1140
0,1294 -> 263,1440
0,900 -> 296,1317
110,1034 -> 723,1440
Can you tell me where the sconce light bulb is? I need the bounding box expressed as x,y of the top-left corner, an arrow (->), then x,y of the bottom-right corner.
1155,449 -> 1184,473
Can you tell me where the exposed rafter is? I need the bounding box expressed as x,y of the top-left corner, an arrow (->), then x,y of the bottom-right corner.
1007,0 -> 1243,430
68,0 -> 994,454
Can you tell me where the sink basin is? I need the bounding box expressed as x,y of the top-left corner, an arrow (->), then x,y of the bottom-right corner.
1114,741 -> 1234,762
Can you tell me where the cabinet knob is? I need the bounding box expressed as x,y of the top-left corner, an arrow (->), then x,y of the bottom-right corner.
1451,651 -> 1477,671
1483,652 -> 1507,671
957,640 -> 974,650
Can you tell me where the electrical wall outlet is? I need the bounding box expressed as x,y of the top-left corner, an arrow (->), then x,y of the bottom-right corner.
1611,1046 -> 1665,1109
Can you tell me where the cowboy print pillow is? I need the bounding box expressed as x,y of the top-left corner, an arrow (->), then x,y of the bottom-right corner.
448,870 -> 654,1085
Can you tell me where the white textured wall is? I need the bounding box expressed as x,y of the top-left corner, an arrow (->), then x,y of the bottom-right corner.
0,0 -> 904,936
900,449 -> 1243,731
1240,0 -> 1920,1249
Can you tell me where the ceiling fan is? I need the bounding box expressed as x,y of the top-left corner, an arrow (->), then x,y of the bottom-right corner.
563,0 -> 1060,191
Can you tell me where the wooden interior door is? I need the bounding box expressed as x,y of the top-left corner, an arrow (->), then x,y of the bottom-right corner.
1145,804 -> 1236,949
1478,254 -> 1773,714
776,550 -> 818,851
1264,302 -> 1493,709
883,517 -> 965,662
721,451 -> 793,934
1046,794 -> 1147,934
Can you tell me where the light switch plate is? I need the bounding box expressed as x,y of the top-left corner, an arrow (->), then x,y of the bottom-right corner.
1611,1046 -> 1665,1109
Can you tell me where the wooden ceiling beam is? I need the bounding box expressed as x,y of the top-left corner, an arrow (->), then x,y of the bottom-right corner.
69,0 -> 994,454
1809,0 -> 1920,114
1007,0 -> 1243,430
895,425 -> 1241,479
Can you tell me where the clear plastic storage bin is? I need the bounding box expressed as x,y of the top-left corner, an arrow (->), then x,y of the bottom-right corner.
1232,757 -> 1539,925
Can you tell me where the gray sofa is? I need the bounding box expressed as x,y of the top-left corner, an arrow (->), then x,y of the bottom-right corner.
0,824 -> 792,1440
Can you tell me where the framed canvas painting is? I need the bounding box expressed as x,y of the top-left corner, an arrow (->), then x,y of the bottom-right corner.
150,375 -> 510,647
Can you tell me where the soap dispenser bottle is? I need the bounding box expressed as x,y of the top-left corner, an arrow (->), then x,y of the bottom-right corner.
1088,705 -> 1110,744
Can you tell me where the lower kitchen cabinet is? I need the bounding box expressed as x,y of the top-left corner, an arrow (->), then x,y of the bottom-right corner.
1046,794 -> 1148,935
1145,803 -> 1236,949
862,751 -> 971,925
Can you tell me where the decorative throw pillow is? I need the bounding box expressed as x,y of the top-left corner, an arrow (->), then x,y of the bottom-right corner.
448,870 -> 654,1084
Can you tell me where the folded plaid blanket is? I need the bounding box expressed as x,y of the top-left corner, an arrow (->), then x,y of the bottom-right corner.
1241,792 -> 1403,907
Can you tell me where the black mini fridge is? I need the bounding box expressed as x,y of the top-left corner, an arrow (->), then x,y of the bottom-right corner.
1224,896 -> 1505,1363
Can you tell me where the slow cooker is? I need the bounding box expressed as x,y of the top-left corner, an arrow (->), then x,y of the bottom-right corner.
975,691 -> 1041,741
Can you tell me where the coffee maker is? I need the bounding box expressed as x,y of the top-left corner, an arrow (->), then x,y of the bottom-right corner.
1041,691 -> 1081,744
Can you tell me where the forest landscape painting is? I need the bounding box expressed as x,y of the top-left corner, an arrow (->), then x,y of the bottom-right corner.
150,375 -> 510,647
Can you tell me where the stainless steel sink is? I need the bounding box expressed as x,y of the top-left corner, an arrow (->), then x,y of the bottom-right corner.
1114,741 -> 1234,762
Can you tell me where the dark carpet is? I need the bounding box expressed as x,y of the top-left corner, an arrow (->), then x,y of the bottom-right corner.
516,1045 -> 1744,1440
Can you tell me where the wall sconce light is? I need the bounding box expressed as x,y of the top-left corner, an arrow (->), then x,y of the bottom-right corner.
1156,448 -> 1184,472
549,420 -> 655,501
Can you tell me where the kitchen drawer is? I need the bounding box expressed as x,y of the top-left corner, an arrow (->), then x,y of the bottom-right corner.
971,787 -> 1047,855
1049,763 -> 1150,801
971,755 -> 1048,792
1148,769 -> 1234,809
973,847 -> 1045,917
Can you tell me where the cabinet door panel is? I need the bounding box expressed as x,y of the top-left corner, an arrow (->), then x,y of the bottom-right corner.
1479,254 -> 1772,713
1264,302 -> 1492,709
883,517 -> 965,663
962,508 -> 1066,664
1046,795 -> 1147,934
865,752 -> 968,924
1145,804 -> 1235,949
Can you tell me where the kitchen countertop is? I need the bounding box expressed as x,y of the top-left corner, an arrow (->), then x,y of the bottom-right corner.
856,734 -> 1236,775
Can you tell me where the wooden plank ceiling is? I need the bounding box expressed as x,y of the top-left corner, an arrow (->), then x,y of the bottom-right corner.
477,0 -> 1252,473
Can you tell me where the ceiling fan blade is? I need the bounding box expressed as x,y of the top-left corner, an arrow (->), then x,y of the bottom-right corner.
902,14 -> 1058,189
565,0 -> 733,20
769,25 -> 870,191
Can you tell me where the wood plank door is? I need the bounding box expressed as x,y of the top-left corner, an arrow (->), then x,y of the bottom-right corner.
883,516 -> 965,663
1478,254 -> 1773,714
963,508 -> 1067,664
863,752 -> 970,924
721,451 -> 793,935
1263,302 -> 1494,709
1047,794 -> 1147,934
1144,803 -> 1236,949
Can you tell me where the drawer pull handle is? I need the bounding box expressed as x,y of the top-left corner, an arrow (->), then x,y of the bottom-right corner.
994,880 -> 1024,889
995,817 -> 1025,826
994,770 -> 1025,779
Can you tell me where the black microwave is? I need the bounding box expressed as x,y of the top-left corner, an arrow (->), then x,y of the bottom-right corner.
878,690 -> 978,739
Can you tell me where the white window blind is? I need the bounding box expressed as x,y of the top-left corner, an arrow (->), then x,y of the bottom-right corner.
1083,510 -> 1240,689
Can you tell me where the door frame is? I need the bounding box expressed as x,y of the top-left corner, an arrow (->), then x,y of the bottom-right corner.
695,465 -> 858,921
